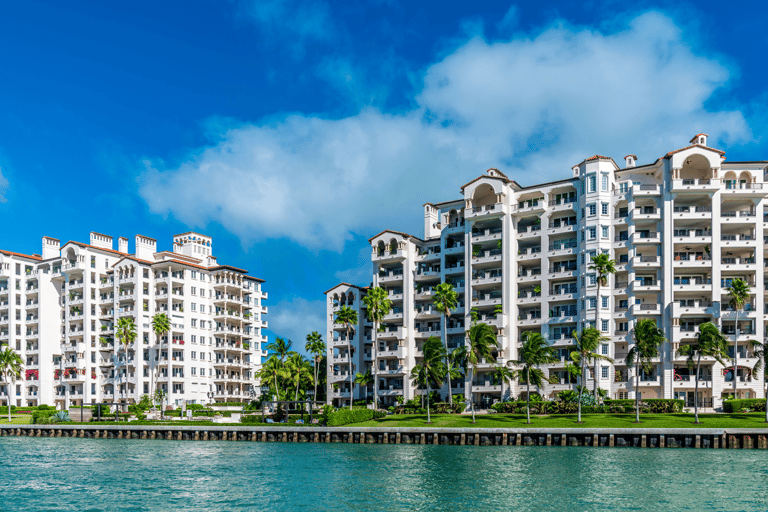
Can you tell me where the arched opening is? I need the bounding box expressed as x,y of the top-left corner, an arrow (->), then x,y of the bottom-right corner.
388,238 -> 398,254
739,171 -> 752,189
723,171 -> 737,190
472,184 -> 497,209
377,241 -> 385,256
679,154 -> 712,182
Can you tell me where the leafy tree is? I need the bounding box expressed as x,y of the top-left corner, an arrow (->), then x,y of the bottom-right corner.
304,331 -> 326,402
727,278 -> 751,397
0,347 -> 23,421
510,332 -> 556,423
433,282 -> 459,405
465,321 -> 498,423
150,312 -> 170,406
750,339 -> 767,423
589,253 -> 615,396
266,337 -> 294,363
625,318 -> 665,423
354,369 -> 374,404
409,336 -> 446,423
362,287 -> 392,409
570,328 -> 612,422
286,353 -> 314,401
494,364 -> 515,403
115,317 -> 137,403
676,322 -> 729,423
258,355 -> 289,400
335,306 -> 358,409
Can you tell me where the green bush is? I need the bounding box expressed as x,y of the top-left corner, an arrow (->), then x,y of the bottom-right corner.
723,399 -> 766,413
241,414 -> 263,424
327,408 -> 385,426
32,409 -> 57,424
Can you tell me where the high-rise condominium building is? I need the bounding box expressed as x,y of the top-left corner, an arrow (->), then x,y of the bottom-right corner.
0,231 -> 267,409
325,134 -> 767,410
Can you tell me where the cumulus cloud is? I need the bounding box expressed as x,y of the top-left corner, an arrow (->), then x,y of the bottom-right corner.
0,169 -> 8,203
266,297 -> 327,352
139,11 -> 753,251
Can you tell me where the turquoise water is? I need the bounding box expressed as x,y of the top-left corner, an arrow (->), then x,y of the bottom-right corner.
2,437 -> 768,511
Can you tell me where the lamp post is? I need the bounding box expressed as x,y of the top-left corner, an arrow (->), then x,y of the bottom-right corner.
207,390 -> 215,406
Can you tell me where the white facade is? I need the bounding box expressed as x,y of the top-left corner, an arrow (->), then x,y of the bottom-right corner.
326,134 -> 768,410
0,231 -> 267,408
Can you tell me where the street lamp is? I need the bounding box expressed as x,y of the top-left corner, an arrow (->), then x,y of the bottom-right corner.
207,390 -> 215,406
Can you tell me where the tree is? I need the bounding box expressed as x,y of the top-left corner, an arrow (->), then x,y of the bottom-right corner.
676,322 -> 729,423
626,319 -> 666,423
465,322 -> 498,423
115,317 -> 137,403
286,353 -> 314,401
750,339 -> 767,423
265,337 -> 293,363
305,331 -> 326,403
433,282 -> 459,405
511,332 -> 556,423
335,306 -> 358,410
362,287 -> 392,409
354,369 -> 374,404
150,312 -> 170,407
0,347 -> 23,421
727,278 -> 751,398
409,336 -> 446,423
570,328 -> 612,422
258,355 -> 288,400
494,364 -> 516,403
588,253 -> 616,397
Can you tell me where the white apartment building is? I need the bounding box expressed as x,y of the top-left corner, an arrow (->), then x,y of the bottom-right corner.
0,231 -> 267,409
326,134 -> 768,410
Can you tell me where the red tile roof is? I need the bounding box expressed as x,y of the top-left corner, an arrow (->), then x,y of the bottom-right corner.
0,250 -> 42,261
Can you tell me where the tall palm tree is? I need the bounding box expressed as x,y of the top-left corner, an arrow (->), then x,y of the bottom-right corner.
116,316 -> 137,403
750,339 -> 767,423
511,332 -> 556,423
409,336 -> 446,423
588,253 -> 615,397
258,355 -> 288,400
494,364 -> 516,403
266,337 -> 293,363
433,282 -> 459,406
626,318 -> 666,423
335,306 -> 358,410
570,328 -> 612,422
305,331 -> 326,403
676,322 -> 729,423
727,278 -> 750,397
354,369 -> 374,405
150,312 -> 170,406
286,353 -> 314,401
466,322 -> 498,423
362,287 -> 392,409
0,347 -> 23,421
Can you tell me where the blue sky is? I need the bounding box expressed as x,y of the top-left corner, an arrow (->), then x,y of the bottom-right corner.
1,1 -> 767,352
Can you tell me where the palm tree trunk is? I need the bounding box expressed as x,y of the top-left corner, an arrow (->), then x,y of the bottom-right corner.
526,368 -> 531,424
427,382 -> 431,423
347,326 -> 353,410
372,320 -> 378,409
635,360 -> 640,423
694,353 -> 701,423
578,358 -> 584,422
6,379 -> 11,422
594,277 -> 601,399
733,310 -> 739,398
444,313 -> 452,406
469,368 -> 476,423
313,357 -> 318,403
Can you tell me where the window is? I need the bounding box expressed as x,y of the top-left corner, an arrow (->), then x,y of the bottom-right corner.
601,226 -> 609,239
601,202 -> 608,215
601,174 -> 608,191
191,335 -> 197,343
191,271 -> 197,279
191,368 -> 197,376
601,344 -> 608,355
588,227 -> 596,240
617,321 -> 628,332
191,287 -> 196,295
601,319 -> 608,332
588,203 -> 596,216
90,256 -> 96,268
587,297 -> 596,309
602,296 -> 608,308
191,303 -> 197,312
191,319 -> 197,327
601,366 -> 609,378
588,175 -> 596,193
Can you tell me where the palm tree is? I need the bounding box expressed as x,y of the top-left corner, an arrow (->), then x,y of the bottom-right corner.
335,306 -> 358,410
116,317 -> 137,403
0,347 -> 23,421
750,339 -> 767,423
362,287 -> 392,409
354,369 -> 374,404
150,312 -> 170,407
409,336 -> 446,423
626,319 -> 666,423
266,337 -> 293,363
494,364 -> 516,403
676,322 -> 730,423
305,331 -> 326,403
588,253 -> 615,397
570,328 -> 612,422
466,322 -> 498,423
286,353 -> 314,401
727,278 -> 750,398
258,355 -> 288,400
511,332 -> 556,424
433,282 -> 459,405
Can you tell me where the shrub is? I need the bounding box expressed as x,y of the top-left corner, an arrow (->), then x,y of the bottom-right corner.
643,399 -> 684,413
326,408 -> 385,426
32,409 -> 57,424
241,414 -> 263,424
723,399 -> 766,413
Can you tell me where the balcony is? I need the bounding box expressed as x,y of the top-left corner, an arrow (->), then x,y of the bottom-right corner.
632,208 -> 661,221
721,210 -> 756,223
467,202 -> 507,219
472,249 -> 502,265
472,227 -> 502,242
671,179 -> 718,193
415,306 -> 439,319
633,255 -> 661,268
672,301 -> 715,318
633,184 -> 662,196
518,247 -> 541,261
631,232 -> 661,244
672,277 -> 712,292
548,240 -> 578,255
373,247 -> 406,263
377,346 -> 406,359
378,270 -> 404,284
379,326 -> 406,340
548,197 -> 577,211
720,257 -> 756,271
673,205 -> 712,219
721,182 -> 764,196
517,225 -> 542,238
632,303 -> 661,315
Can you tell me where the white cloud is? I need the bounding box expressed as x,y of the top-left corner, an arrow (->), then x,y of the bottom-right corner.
139,11 -> 754,251
266,297 -> 326,353
0,169 -> 8,203
242,0 -> 335,57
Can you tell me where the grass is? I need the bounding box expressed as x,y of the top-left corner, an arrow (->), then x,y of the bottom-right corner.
0,414 -> 33,425
347,413 -> 768,429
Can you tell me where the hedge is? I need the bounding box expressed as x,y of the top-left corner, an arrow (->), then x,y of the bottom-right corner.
723,399 -> 766,413
327,408 -> 386,426
490,399 -> 684,415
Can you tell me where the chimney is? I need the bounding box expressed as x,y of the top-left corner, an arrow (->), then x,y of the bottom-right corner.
625,155 -> 637,168
135,235 -> 157,260
42,237 -> 60,260
89,232 -> 113,250
118,237 -> 129,254
423,204 -> 439,239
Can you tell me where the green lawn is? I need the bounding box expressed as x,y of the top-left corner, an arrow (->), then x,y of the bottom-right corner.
0,414 -> 32,425
348,413 -> 768,429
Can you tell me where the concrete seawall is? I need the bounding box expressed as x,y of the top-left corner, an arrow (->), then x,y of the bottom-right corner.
2,425 -> 768,449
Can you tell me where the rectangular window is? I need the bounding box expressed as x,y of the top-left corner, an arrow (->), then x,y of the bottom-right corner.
90,256 -> 96,268
602,296 -> 608,308
588,203 -> 596,216
601,344 -> 608,355
601,319 -> 609,332
601,366 -> 609,378
200,368 -> 205,377
601,202 -> 608,215
601,226 -> 609,239
191,319 -> 197,327
601,174 -> 609,191
191,303 -> 197,312
588,227 -> 596,240
191,287 -> 196,295
191,271 -> 197,279
191,368 -> 197,376
191,351 -> 197,360
588,175 -> 596,193
588,297 -> 596,309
